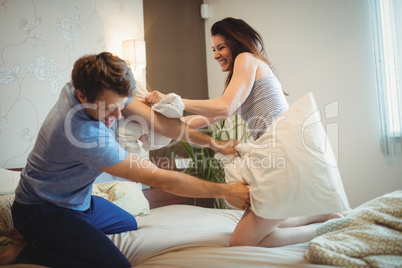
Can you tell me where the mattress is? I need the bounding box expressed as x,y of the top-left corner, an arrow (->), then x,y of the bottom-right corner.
108,204 -> 331,268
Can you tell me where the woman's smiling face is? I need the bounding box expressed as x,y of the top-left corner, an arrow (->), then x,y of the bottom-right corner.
212,34 -> 233,73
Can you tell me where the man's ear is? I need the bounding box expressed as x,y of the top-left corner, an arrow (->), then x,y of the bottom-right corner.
76,89 -> 87,103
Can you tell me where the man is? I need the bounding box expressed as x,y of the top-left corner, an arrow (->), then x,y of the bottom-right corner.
6,52 -> 249,267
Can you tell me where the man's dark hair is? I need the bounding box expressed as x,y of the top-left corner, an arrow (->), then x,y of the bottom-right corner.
72,52 -> 136,103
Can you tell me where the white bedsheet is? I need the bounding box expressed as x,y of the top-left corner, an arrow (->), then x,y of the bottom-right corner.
7,205 -> 332,268
108,205 -> 332,268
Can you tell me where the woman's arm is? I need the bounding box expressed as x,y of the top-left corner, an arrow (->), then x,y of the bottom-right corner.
145,53 -> 258,120
121,98 -> 237,155
186,53 -> 258,118
181,114 -> 222,129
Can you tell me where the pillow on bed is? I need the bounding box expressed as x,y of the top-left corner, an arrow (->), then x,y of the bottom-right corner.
92,181 -> 150,217
0,194 -> 15,245
0,168 -> 21,195
0,168 -> 21,245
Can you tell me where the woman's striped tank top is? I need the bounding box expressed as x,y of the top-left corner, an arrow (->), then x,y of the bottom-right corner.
238,76 -> 289,140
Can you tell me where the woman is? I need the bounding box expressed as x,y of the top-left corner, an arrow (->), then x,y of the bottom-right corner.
146,17 -> 345,248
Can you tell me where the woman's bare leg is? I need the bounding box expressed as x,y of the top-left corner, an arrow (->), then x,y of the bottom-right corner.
260,211 -> 351,247
229,209 -> 339,248
230,208 -> 352,248
279,214 -> 330,228
279,211 -> 349,228
230,209 -> 285,247
258,224 -> 318,247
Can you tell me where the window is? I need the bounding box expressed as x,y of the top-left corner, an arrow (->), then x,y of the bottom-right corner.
369,0 -> 402,158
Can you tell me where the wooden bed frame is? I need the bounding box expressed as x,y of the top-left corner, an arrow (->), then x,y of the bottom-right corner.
9,168 -> 214,209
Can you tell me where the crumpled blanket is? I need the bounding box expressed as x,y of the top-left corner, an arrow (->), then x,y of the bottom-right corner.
117,83 -> 184,153
215,93 -> 349,219
305,190 -> 402,267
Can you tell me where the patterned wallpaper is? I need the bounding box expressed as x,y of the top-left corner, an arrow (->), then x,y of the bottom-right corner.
0,0 -> 145,168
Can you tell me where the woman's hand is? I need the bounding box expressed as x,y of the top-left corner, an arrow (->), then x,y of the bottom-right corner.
138,134 -> 148,143
145,90 -> 165,104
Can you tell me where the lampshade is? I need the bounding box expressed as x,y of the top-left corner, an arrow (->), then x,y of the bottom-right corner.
122,39 -> 146,69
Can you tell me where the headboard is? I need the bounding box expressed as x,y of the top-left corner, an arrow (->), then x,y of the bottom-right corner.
8,168 -> 213,209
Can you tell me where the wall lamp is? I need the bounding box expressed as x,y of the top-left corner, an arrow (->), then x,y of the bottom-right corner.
122,39 -> 146,70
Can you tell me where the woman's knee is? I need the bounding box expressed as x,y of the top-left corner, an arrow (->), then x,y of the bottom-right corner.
229,211 -> 287,247
229,232 -> 260,247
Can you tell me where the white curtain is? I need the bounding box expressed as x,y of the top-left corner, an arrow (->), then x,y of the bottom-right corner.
369,0 -> 402,158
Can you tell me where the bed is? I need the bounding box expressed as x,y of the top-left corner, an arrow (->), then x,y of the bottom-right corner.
1,168 -> 401,268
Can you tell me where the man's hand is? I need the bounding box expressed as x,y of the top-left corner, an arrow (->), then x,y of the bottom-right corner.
211,139 -> 240,156
145,90 -> 165,104
222,182 -> 250,210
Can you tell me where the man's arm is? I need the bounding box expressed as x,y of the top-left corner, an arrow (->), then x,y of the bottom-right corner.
122,98 -> 238,154
180,114 -> 223,129
100,153 -> 250,210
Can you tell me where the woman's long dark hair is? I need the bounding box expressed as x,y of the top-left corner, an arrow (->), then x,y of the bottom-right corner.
211,17 -> 275,87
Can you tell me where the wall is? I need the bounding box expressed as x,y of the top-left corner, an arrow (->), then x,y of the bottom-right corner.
143,0 -> 208,99
203,0 -> 402,207
0,0 -> 145,169
143,0 -> 208,160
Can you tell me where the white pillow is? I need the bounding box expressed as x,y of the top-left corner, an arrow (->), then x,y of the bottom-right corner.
0,193 -> 15,245
0,168 -> 21,195
217,93 -> 350,219
152,93 -> 184,118
117,83 -> 184,153
92,181 -> 150,217
117,120 -> 173,153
